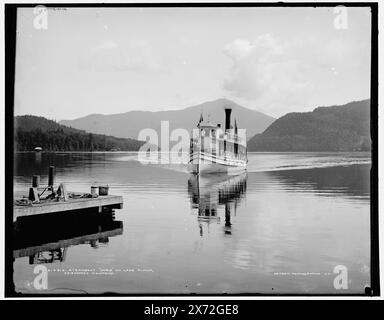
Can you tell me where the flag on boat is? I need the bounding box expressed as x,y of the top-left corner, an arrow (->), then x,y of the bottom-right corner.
198,113 -> 203,126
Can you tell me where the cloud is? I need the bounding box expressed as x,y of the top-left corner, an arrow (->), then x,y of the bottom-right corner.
223,35 -> 314,112
224,39 -> 255,60
80,39 -> 161,72
222,34 -> 370,115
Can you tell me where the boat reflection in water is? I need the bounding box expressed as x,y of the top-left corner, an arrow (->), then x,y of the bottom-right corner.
187,173 -> 247,236
13,210 -> 123,264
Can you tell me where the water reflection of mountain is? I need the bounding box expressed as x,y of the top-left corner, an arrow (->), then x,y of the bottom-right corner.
13,210 -> 123,263
188,173 -> 247,236
267,164 -> 370,199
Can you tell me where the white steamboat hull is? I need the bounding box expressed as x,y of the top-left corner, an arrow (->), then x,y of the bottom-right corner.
188,152 -> 247,175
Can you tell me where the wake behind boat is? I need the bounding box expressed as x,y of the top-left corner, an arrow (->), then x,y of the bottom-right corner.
188,107 -> 247,175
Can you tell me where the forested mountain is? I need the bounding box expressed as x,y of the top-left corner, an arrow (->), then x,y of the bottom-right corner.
14,115 -> 145,151
60,98 -> 275,140
15,98 -> 371,153
248,99 -> 371,152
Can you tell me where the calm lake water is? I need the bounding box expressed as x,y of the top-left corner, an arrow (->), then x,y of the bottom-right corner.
13,152 -> 371,294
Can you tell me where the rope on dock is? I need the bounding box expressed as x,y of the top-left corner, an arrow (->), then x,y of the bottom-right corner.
14,198 -> 33,206
68,192 -> 98,199
14,192 -> 99,207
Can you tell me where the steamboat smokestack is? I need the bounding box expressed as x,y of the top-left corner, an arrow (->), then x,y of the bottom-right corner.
225,108 -> 232,131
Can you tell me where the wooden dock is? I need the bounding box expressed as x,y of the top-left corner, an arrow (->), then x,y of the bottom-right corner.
14,192 -> 123,221
13,166 -> 124,221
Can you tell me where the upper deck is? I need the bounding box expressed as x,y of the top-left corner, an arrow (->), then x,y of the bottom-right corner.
193,123 -> 247,147
190,112 -> 247,162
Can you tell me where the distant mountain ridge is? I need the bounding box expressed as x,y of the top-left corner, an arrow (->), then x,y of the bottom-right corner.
17,99 -> 370,153
60,99 -> 275,140
15,115 -> 145,151
248,99 -> 371,152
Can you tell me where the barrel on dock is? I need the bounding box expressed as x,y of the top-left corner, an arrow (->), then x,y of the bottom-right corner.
91,185 -> 98,196
99,185 -> 109,196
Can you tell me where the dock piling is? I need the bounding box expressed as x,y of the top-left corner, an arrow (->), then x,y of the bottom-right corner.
57,183 -> 68,201
32,175 -> 40,188
48,166 -> 55,187
28,187 -> 40,203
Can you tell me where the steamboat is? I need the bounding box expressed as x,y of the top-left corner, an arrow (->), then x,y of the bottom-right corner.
188,107 -> 247,175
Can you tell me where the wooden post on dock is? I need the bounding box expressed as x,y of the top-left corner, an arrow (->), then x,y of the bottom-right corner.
28,187 -> 40,203
32,175 -> 40,188
29,175 -> 40,202
48,166 -> 55,189
57,183 -> 68,201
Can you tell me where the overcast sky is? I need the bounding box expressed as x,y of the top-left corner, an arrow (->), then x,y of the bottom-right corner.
14,7 -> 371,120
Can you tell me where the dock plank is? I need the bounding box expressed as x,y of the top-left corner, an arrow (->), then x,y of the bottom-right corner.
14,193 -> 123,220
